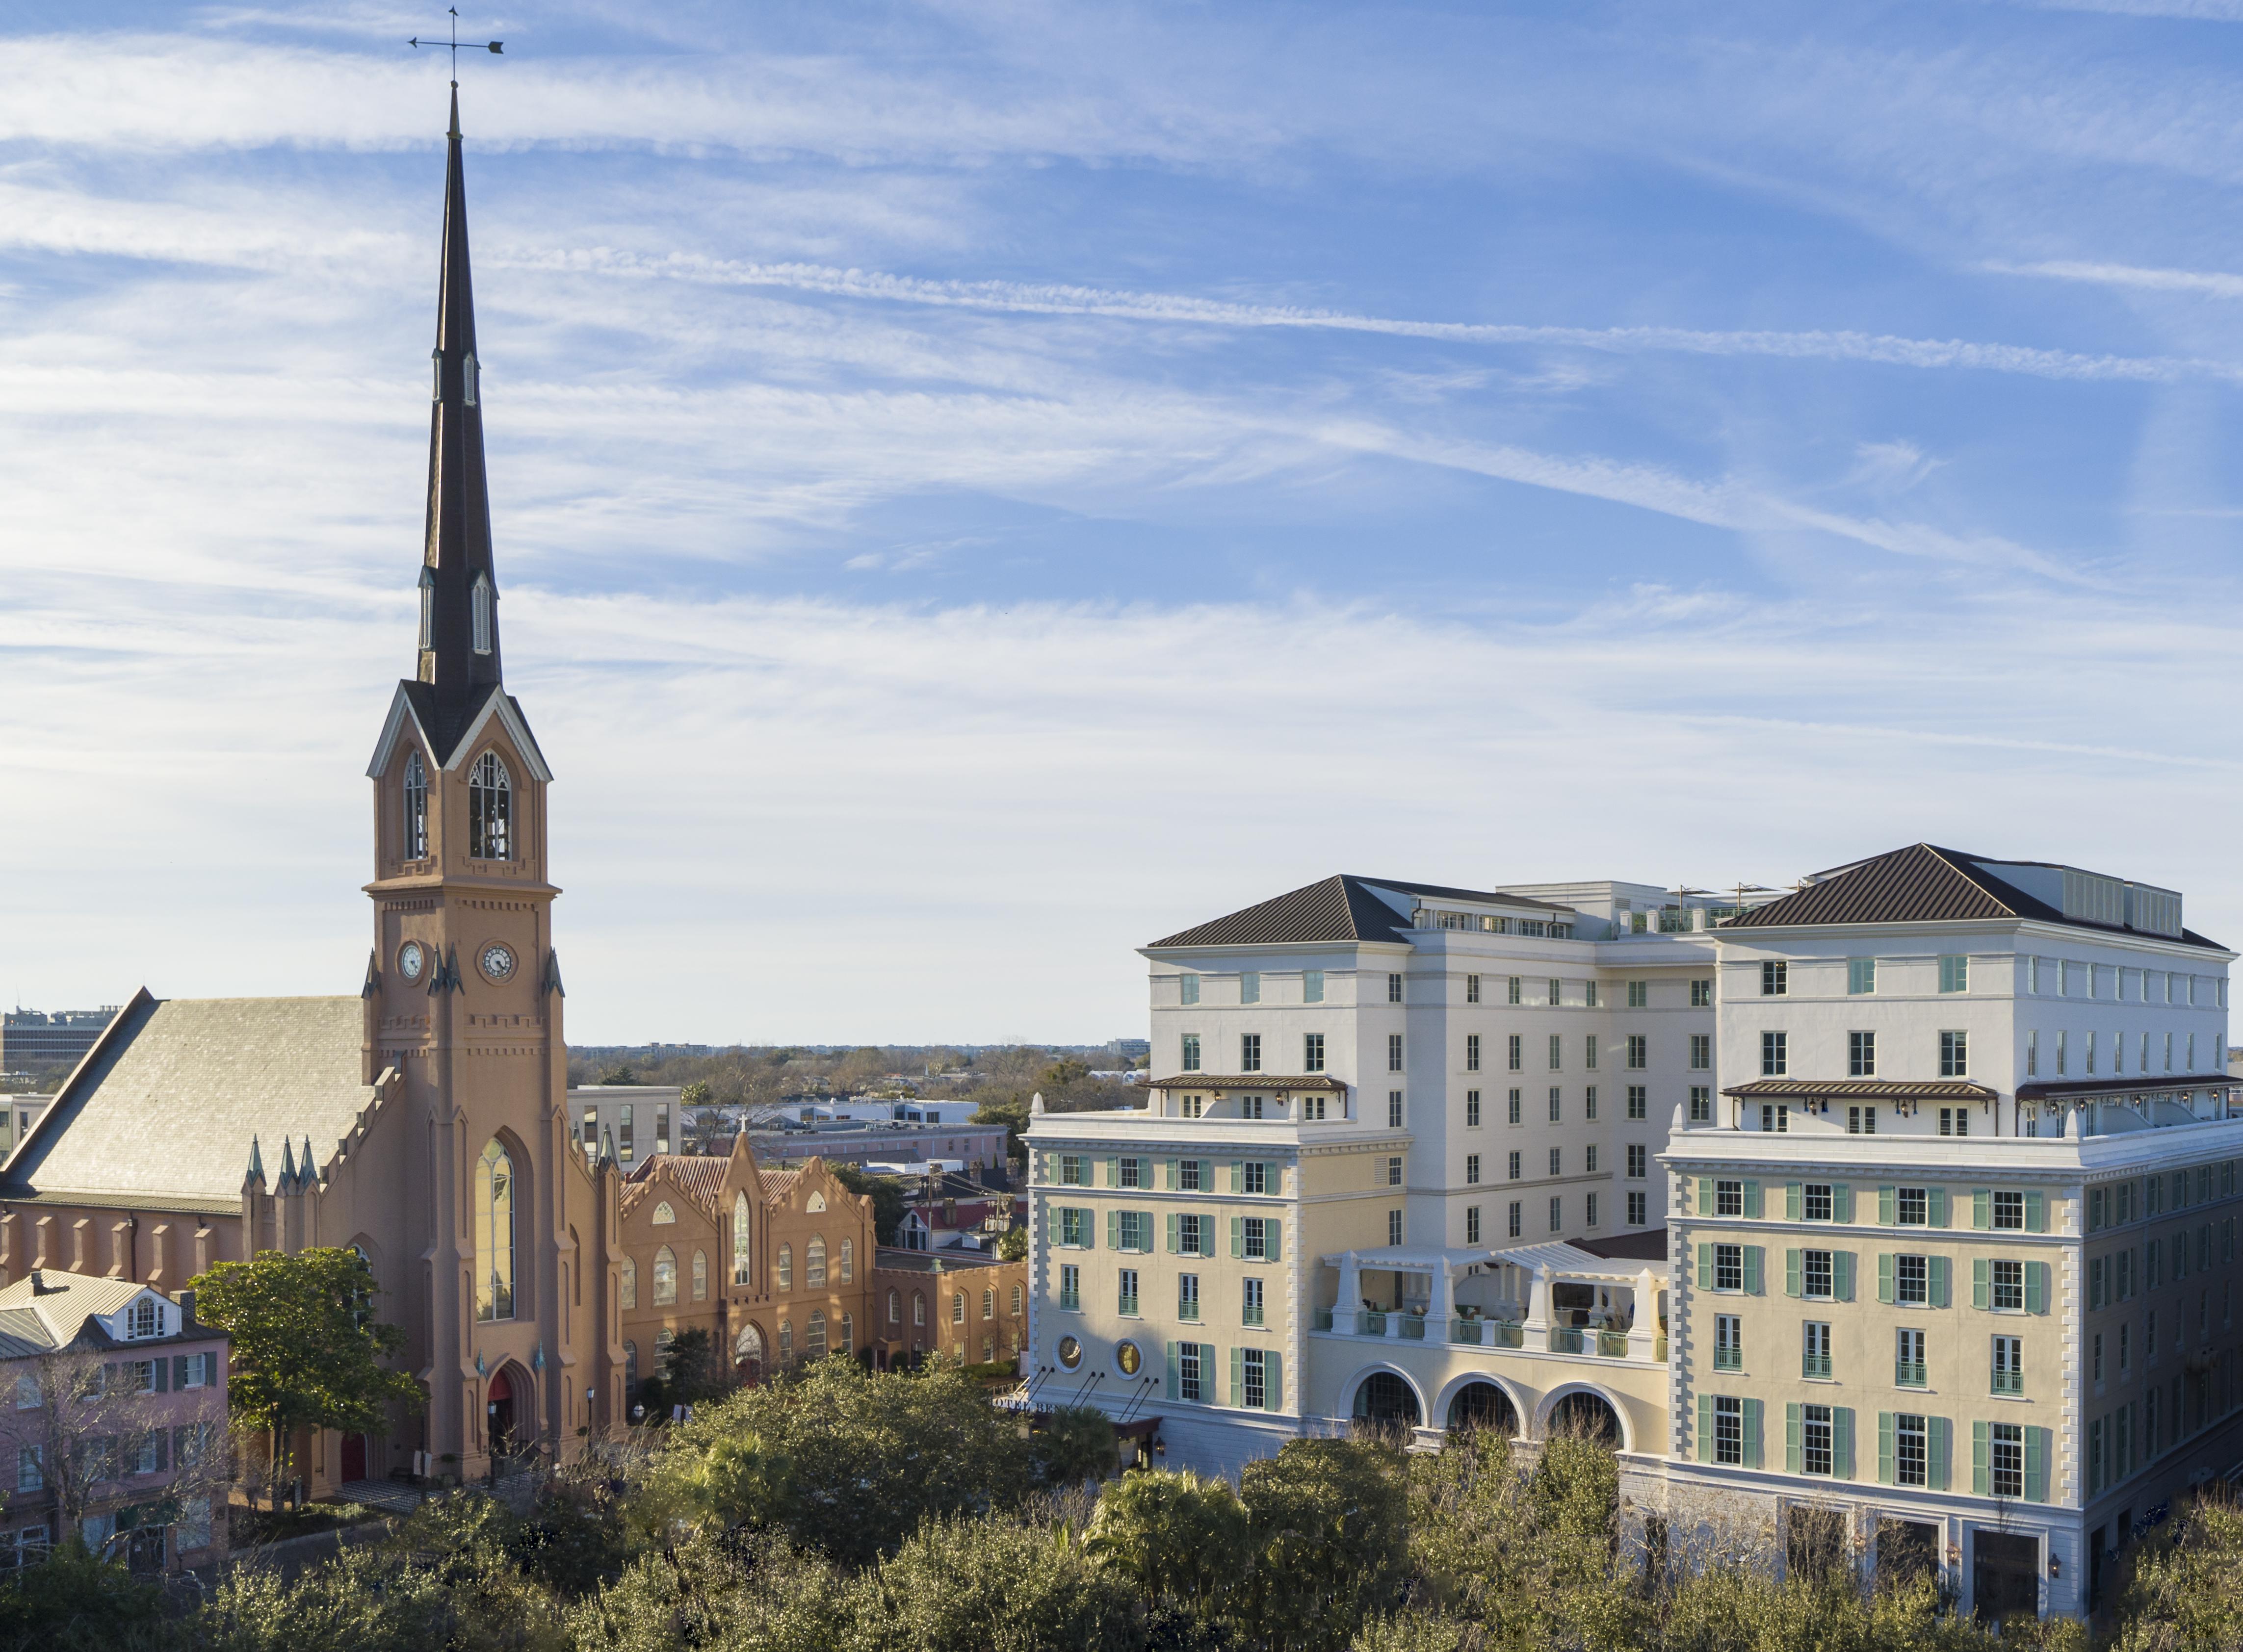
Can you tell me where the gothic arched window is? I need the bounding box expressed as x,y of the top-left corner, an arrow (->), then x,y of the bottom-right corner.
887,1289 -> 900,1325
471,572 -> 495,655
623,1340 -> 638,1397
807,1235 -> 827,1290
807,1310 -> 827,1360
778,1320 -> 793,1361
652,1202 -> 675,1226
653,1246 -> 678,1306
983,1288 -> 994,1321
691,1250 -> 708,1301
1011,1285 -> 1022,1316
912,1291 -> 925,1327
839,1312 -> 854,1354
474,1139 -> 515,1322
403,751 -> 428,860
838,1238 -> 854,1283
732,1193 -> 752,1285
776,1244 -> 792,1292
469,751 -> 512,860
620,1256 -> 636,1309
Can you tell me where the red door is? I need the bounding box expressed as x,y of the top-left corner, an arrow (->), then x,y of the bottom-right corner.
340,1433 -> 368,1482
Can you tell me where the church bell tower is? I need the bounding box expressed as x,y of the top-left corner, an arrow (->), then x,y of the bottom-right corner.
360,86 -> 592,1474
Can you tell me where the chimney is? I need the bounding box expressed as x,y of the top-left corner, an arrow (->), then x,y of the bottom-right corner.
178,1288 -> 198,1328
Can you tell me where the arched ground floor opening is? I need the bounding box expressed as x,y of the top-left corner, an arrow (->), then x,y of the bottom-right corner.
1547,1389 -> 1622,1447
1446,1380 -> 1518,1435
1352,1370 -> 1422,1425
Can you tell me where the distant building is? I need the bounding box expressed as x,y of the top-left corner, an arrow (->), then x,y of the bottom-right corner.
569,1085 -> 683,1169
746,1117 -> 1008,1173
0,1096 -> 51,1160
0,1009 -> 119,1076
871,1246 -> 1027,1367
894,1166 -> 1021,1252
1106,1038 -> 1151,1062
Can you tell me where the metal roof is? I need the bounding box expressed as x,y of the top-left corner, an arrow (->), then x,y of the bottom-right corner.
1722,1078 -> 1998,1102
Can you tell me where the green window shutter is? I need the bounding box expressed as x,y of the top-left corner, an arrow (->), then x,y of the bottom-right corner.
1696,1243 -> 1712,1291
2027,1261 -> 2048,1316
1744,1246 -> 1764,1295
2025,1426 -> 2048,1503
1835,1252 -> 1855,1303
1201,1223 -> 1217,1260
1929,1256 -> 1951,1309
1972,1258 -> 1990,1310
1879,1186 -> 1896,1225
172,1355 -> 187,1391
1929,1187 -> 1949,1228
1786,1182 -> 1803,1221
1265,1351 -> 1282,1411
1834,1185 -> 1852,1223
1108,1210 -> 1121,1249
154,1358 -> 169,1394
1973,1189 -> 1991,1230
1696,1392 -> 1712,1462
1105,1157 -> 1119,1188
1877,1253 -> 1895,1304
1744,1181 -> 1762,1219
1229,1218 -> 1244,1259
1697,1177 -> 1713,1216
1877,1412 -> 1895,1485
1166,1213 -> 1179,1254
1229,1347 -> 1243,1407
1785,1402 -> 1802,1473
2025,1190 -> 2045,1233
1165,1342 -> 1180,1401
1784,1248 -> 1802,1298
1833,1408 -> 1853,1479
1971,1421 -> 1989,1495
1229,1162 -> 1243,1193
1742,1399 -> 1763,1469
1162,1158 -> 1178,1190
1044,1204 -> 1053,1244
1928,1417 -> 1951,1491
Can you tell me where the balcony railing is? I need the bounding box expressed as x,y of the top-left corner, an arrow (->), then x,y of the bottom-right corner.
1802,1352 -> 1832,1379
1714,1347 -> 1743,1371
1896,1361 -> 1928,1389
1550,1327 -> 1586,1354
1313,1315 -> 1661,1362
1992,1368 -> 2023,1396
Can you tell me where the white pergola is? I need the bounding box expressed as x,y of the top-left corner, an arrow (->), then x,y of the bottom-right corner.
1322,1240 -> 1665,1360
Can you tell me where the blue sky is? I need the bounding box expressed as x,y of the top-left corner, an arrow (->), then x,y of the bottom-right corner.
5,0 -> 2243,1043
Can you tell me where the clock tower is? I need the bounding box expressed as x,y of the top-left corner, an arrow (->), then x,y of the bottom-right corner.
361,86 -> 605,1473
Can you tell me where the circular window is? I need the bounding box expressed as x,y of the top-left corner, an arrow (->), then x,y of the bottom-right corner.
1056,1336 -> 1083,1370
398,941 -> 425,982
479,943 -> 517,983
1115,1340 -> 1142,1377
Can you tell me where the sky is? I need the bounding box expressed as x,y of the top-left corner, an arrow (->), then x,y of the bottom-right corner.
5,0 -> 2243,1045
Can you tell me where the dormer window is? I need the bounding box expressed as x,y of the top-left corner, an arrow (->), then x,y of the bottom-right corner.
417,567 -> 436,650
431,348 -> 443,402
403,751 -> 428,859
471,572 -> 495,656
128,1297 -> 161,1339
464,352 -> 479,407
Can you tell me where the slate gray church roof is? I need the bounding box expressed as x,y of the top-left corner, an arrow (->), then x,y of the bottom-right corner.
1,991 -> 380,1213
1148,874 -> 1571,949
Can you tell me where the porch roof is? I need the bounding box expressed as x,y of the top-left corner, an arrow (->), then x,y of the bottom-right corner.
1485,1239 -> 1657,1284
1318,1244 -> 1495,1273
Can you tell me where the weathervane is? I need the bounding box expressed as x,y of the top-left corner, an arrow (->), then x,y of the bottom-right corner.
409,7 -> 504,83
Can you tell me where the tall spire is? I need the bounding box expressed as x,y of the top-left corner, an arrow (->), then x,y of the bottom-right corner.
417,82 -> 502,747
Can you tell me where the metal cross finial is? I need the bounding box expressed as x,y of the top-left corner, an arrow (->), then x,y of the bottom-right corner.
409,8 -> 504,83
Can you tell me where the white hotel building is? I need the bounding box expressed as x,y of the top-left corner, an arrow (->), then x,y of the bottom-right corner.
1024,845 -> 2241,1621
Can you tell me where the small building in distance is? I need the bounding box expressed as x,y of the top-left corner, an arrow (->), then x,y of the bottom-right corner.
871,1246 -> 1027,1368
894,1166 -> 1022,1253
0,1010 -> 119,1079
0,1096 -> 51,1161
570,1085 -> 684,1172
0,1270 -> 230,1573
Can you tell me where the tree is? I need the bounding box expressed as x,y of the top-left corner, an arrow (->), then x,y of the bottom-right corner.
0,1535 -> 179,1652
677,1080 -> 711,1107
972,1093 -> 1031,1168
599,1066 -> 639,1086
995,1226 -> 1027,1262
1033,1405 -> 1117,1488
829,1162 -> 910,1246
1237,1439 -> 1410,1652
658,1328 -> 728,1406
190,1247 -> 422,1507
1086,1468 -> 1251,1621
867,1513 -> 1141,1652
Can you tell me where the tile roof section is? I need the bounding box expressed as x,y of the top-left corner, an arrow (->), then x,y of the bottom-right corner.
1148,874 -> 1568,949
623,1154 -> 729,1219
1721,843 -> 2224,949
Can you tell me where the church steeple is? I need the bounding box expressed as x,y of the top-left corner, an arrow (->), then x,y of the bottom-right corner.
418,83 -> 502,747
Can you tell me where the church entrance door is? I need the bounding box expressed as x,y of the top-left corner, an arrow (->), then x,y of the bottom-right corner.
487,1366 -> 517,1459
340,1433 -> 368,1483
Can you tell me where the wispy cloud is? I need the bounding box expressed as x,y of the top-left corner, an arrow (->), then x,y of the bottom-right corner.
1994,258 -> 2243,297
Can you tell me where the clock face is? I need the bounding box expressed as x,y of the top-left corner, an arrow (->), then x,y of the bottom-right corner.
479,943 -> 517,983
398,941 -> 425,981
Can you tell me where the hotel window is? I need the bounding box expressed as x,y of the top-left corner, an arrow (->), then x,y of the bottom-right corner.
2058,1031 -> 2069,1075
1242,1277 -> 1264,1327
1059,1154 -> 1085,1186
1803,1183 -> 1833,1222
1626,1034 -> 1647,1070
1896,1254 -> 1928,1304
1993,1191 -> 2025,1231
1714,1395 -> 1744,1464
1119,1156 -> 1143,1189
2026,1030 -> 2037,1077
1466,1034 -> 1481,1072
1896,1327 -> 1926,1387
1549,1148 -> 1563,1177
1508,976 -> 1522,1005
1177,1342 -> 1203,1401
1548,1196 -> 1562,1233
1178,1274 -> 1200,1321
1717,1179 -> 1744,1217
1849,1031 -> 1875,1078
1939,1031 -> 1968,1078
1241,1346 -> 1274,1410
1465,1090 -> 1481,1127
1991,1259 -> 2025,1313
1179,974 -> 1200,1005
1240,972 -> 1260,1005
1388,1034 -> 1404,1072
1626,1085 -> 1646,1120
1990,1423 -> 2024,1499
1181,1034 -> 1201,1072
1714,1243 -> 1744,1292
1690,1085 -> 1712,1122
1388,1209 -> 1404,1245
1244,1161 -> 1270,1195
1690,1034 -> 1711,1072
1507,1035 -> 1523,1072
1548,1034 -> 1562,1071
1059,1265 -> 1080,1311
1242,1217 -> 1275,1261
1304,970 -> 1324,1003
1627,1191 -> 1647,1225
1586,981 -> 1599,1008
1761,1032 -> 1787,1077
1466,1154 -> 1481,1185
1242,1093 -> 1265,1120
1508,1088 -> 1522,1124
1938,1106 -> 1969,1136
1387,1156 -> 1405,1187
1803,1321 -> 1832,1379
1847,1106 -> 1877,1135
1800,1404 -> 1835,1475
1897,1187 -> 1929,1225
1586,1192 -> 1600,1227
1547,978 -> 1561,1006
1508,1151 -> 1521,1180
1388,1091 -> 1404,1128
1802,1249 -> 1834,1300
1115,1270 -> 1136,1316
1848,957 -> 1876,995
1690,977 -> 1712,1007
1760,1104 -> 1789,1134
1586,1034 -> 1599,1070
1627,1144 -> 1647,1178
2087,1031 -> 2097,1075
1761,961 -> 1787,996
1388,973 -> 1403,1003
1548,1087 -> 1563,1123
1465,973 -> 1480,1004
1241,1033 -> 1262,1072
1895,1414 -> 1927,1487
1304,1033 -> 1325,1073
1508,1202 -> 1522,1238
1939,955 -> 1969,994
1466,1206 -> 1481,1243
